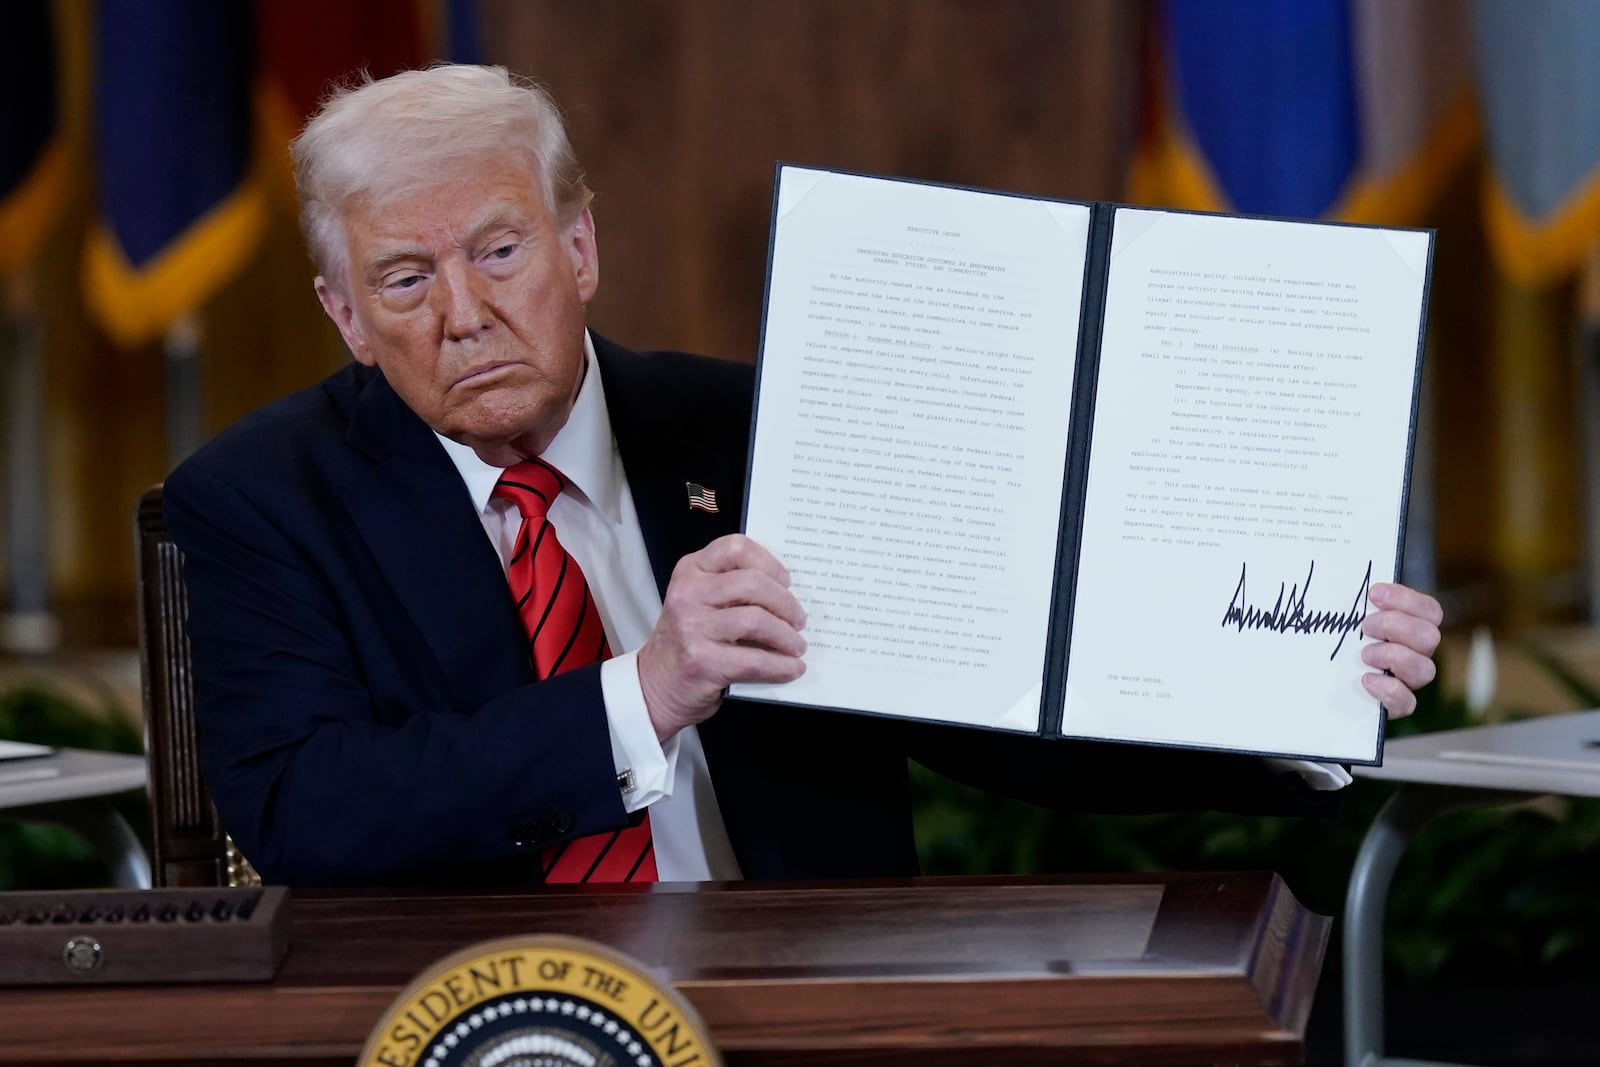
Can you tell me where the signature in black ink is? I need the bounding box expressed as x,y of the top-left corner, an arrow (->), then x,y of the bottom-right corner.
1220,560 -> 1371,660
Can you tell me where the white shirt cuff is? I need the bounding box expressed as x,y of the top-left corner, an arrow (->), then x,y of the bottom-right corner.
600,651 -> 679,811
1264,758 -> 1352,791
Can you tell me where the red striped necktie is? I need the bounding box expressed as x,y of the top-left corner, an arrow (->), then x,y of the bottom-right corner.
493,459 -> 657,884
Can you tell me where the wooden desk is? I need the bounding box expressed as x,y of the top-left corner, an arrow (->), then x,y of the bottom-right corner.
1344,710 -> 1600,1067
0,747 -> 150,889
0,872 -> 1326,1066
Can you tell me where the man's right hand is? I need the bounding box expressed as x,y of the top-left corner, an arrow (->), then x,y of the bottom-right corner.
636,533 -> 807,741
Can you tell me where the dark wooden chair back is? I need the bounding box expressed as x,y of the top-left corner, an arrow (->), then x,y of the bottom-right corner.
135,485 -> 256,887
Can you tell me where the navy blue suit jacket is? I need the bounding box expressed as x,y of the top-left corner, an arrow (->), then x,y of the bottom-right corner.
166,335 -> 1332,887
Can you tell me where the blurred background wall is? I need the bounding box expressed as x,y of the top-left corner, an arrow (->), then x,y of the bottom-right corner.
2,0 -> 1598,652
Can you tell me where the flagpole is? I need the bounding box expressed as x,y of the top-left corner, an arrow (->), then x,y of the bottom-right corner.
0,269 -> 61,653
164,314 -> 205,470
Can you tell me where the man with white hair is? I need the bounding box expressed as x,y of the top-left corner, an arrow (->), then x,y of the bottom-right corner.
164,65 -> 1444,887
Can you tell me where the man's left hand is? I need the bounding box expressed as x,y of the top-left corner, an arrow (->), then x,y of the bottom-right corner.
1360,582 -> 1444,719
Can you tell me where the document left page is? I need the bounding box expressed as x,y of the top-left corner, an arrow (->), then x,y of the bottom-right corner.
732,167 -> 1090,731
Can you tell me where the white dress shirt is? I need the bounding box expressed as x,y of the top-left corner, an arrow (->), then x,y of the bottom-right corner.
435,333 -> 743,880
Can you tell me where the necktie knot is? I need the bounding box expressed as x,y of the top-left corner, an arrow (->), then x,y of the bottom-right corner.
493,460 -> 565,520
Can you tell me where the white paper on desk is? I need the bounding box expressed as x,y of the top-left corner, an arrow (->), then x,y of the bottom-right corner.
0,740 -> 54,761
735,168 -> 1090,731
1061,210 -> 1428,763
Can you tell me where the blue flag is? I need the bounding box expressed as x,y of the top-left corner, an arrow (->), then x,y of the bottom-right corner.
84,0 -> 266,347
1169,0 -> 1357,217
1133,0 -> 1475,224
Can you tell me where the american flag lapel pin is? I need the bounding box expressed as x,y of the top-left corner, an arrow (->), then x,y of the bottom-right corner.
685,482 -> 719,513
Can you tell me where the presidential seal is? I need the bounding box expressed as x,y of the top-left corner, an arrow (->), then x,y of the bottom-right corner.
359,936 -> 720,1067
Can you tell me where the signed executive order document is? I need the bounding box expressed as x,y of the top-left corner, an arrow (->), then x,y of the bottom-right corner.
734,166 -> 1432,765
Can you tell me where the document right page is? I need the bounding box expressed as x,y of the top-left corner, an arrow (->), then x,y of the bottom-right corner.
1062,209 -> 1430,763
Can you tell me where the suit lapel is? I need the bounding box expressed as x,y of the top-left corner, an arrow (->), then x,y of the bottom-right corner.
340,371 -> 533,711
592,338 -> 793,877
595,337 -> 743,597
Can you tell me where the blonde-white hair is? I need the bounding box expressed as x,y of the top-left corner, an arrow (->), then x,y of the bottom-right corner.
291,64 -> 592,287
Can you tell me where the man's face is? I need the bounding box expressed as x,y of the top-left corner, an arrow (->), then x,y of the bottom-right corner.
315,155 -> 599,466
